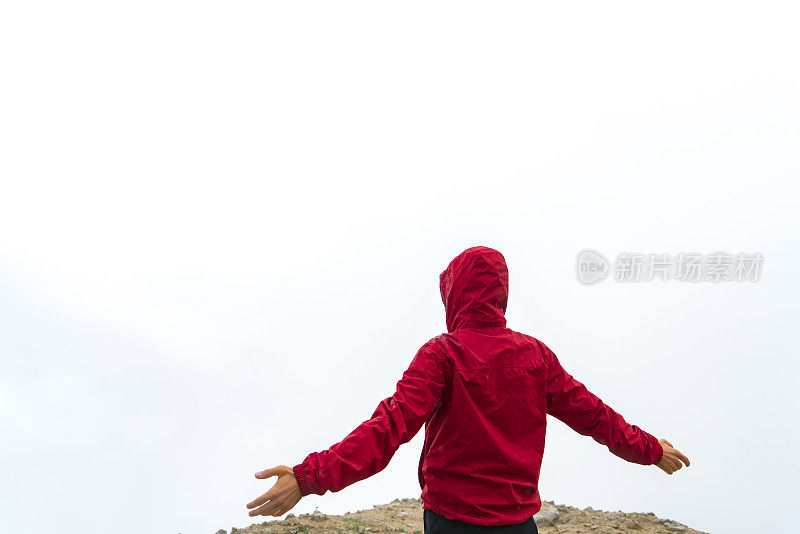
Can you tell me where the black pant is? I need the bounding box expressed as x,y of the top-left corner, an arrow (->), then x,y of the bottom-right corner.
423,509 -> 539,534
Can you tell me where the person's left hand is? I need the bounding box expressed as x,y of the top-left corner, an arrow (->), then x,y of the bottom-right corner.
246,465 -> 302,517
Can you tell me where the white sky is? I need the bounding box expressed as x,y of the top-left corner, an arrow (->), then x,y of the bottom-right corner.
1,2 -> 798,534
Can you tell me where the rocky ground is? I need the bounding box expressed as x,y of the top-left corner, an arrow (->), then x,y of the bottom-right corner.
218,498 -> 706,534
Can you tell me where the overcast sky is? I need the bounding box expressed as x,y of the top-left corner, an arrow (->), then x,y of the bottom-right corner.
1,2 -> 798,534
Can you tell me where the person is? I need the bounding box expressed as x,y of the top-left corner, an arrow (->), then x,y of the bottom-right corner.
246,246 -> 690,533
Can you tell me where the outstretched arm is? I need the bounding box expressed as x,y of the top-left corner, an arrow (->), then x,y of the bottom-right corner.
542,342 -> 666,466
247,338 -> 448,517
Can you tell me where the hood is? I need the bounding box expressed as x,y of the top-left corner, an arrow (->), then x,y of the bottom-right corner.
439,246 -> 509,333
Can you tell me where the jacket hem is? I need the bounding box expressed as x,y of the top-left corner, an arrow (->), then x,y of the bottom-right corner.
423,502 -> 539,527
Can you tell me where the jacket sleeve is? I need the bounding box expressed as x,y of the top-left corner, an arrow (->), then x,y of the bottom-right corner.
292,339 -> 448,496
541,342 -> 663,466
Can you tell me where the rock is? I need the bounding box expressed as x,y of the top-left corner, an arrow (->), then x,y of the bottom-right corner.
312,510 -> 329,522
534,507 -> 560,527
211,498 -> 703,534
626,519 -> 643,530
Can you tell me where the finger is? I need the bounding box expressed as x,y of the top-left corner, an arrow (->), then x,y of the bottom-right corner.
664,458 -> 678,474
662,440 -> 673,448
273,503 -> 290,517
675,450 -> 691,467
255,467 -> 282,479
248,501 -> 274,517
249,499 -> 286,517
247,488 -> 278,509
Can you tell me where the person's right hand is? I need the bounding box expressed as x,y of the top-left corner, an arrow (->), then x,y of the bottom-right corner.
657,439 -> 691,475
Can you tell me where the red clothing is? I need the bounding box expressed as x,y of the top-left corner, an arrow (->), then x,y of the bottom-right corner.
293,246 -> 663,526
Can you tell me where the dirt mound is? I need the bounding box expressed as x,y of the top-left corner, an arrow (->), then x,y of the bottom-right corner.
221,498 -> 705,534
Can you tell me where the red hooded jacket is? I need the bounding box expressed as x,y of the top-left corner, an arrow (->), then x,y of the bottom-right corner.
292,246 -> 663,526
